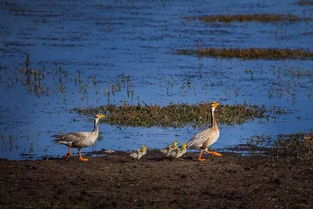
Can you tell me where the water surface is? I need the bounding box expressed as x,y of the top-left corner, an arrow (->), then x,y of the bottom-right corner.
0,0 -> 312,159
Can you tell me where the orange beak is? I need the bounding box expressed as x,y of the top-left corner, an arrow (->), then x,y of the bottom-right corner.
211,102 -> 220,107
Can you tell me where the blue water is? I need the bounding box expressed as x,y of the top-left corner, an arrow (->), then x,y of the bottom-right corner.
0,0 -> 312,160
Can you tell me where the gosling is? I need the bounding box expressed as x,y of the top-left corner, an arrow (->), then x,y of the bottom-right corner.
129,145 -> 147,160
168,143 -> 187,159
160,140 -> 178,156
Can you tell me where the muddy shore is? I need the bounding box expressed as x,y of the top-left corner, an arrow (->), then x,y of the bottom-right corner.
1,150 -> 313,209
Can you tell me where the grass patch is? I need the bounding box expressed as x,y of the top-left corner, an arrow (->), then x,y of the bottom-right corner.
273,132 -> 313,165
188,14 -> 304,23
74,103 -> 287,128
177,48 -> 313,60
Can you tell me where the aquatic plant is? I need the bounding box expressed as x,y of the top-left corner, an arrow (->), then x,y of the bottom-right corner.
177,48 -> 313,60
270,66 -> 313,79
103,73 -> 134,105
0,135 -> 18,151
187,14 -> 304,23
268,66 -> 313,102
246,135 -> 273,147
1,55 -> 106,101
74,103 -> 287,128
274,132 -> 313,165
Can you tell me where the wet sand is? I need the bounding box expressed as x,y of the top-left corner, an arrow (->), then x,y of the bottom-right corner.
1,151 -> 313,209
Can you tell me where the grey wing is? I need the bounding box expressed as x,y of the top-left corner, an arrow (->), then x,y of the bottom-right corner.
187,129 -> 212,149
53,132 -> 91,146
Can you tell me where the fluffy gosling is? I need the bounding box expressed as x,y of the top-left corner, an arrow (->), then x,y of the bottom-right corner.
129,145 -> 147,160
168,143 -> 187,159
160,140 -> 178,156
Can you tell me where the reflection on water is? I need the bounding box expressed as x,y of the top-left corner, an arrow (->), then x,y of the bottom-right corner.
0,0 -> 312,160
0,135 -> 17,152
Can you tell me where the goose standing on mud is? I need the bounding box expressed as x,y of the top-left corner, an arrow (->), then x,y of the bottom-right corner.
187,102 -> 221,161
53,114 -> 106,161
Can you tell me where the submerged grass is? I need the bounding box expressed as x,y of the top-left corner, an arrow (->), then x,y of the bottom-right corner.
188,14 -> 304,23
74,103 -> 287,128
177,48 -> 313,60
273,132 -> 313,165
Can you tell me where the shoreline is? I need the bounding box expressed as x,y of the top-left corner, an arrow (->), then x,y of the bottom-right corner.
1,150 -> 313,209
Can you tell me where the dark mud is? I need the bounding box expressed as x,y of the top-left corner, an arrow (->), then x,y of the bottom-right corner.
1,148 -> 313,209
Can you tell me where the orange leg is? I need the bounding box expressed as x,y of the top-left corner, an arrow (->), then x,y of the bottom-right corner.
206,150 -> 222,157
198,150 -> 206,162
64,147 -> 72,160
78,149 -> 89,162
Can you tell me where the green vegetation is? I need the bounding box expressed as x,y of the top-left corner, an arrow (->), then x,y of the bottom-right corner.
177,48 -> 313,60
279,68 -> 313,79
274,132 -> 313,165
188,14 -> 303,23
1,55 -> 101,99
268,66 -> 313,101
74,103 -> 287,128
246,135 -> 272,147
